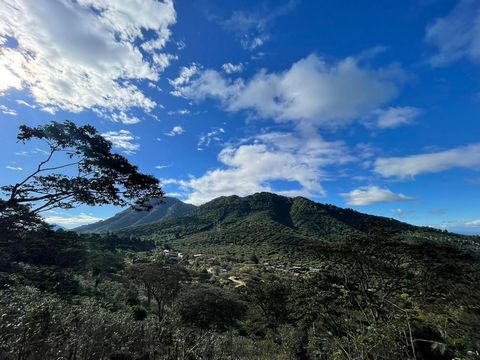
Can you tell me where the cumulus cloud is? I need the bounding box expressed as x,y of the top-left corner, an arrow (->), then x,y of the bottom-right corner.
0,0 -> 176,117
425,0 -> 480,66
0,51 -> 23,95
222,62 -> 244,74
165,126 -> 184,136
374,144 -> 480,178
342,185 -> 414,206
44,212 -> 104,228
170,54 -> 406,128
101,130 -> 139,154
373,106 -> 420,129
171,131 -> 352,205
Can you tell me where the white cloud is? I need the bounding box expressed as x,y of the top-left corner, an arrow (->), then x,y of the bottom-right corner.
15,99 -> 36,108
101,130 -> 139,154
222,62 -> 245,74
0,104 -> 17,115
342,185 -> 414,206
374,144 -> 480,178
168,63 -> 201,91
0,50 -> 23,95
159,178 -> 179,185
152,53 -> 178,71
165,125 -> 184,136
222,1 -> 297,51
0,0 -> 176,115
15,151 -> 29,156
223,12 -> 268,50
174,131 -> 352,205
155,164 -> 172,169
141,28 -> 172,52
391,208 -> 407,217
465,219 -> 480,227
167,109 -> 190,115
176,40 -> 186,50
426,218 -> 480,233
44,212 -> 104,228
6,165 -> 22,170
164,191 -> 182,198
373,106 -> 420,129
425,0 -> 480,66
198,127 -> 225,149
34,147 -> 49,155
243,36 -> 268,51
111,111 -> 141,125
171,54 -> 406,128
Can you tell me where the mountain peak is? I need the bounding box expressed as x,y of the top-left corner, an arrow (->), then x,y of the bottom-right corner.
74,196 -> 195,233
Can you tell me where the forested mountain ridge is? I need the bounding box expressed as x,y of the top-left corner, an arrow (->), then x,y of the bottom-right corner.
116,192 -> 477,254
118,192 -> 416,236
74,197 -> 195,233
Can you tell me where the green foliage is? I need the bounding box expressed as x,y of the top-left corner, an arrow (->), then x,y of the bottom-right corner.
126,260 -> 188,320
175,285 -> 247,331
0,120 -> 163,232
1,192 -> 480,359
8,228 -> 85,267
117,193 -> 478,259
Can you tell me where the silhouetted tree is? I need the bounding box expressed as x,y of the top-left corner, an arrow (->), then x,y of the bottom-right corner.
0,120 -> 163,231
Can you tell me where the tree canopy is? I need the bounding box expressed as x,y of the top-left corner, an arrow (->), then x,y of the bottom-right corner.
0,120 -> 163,231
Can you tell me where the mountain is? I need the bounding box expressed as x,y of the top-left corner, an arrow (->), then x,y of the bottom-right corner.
117,193 -> 477,256
50,224 -> 66,231
74,197 -> 196,233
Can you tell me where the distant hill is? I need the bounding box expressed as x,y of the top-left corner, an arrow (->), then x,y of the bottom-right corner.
74,197 -> 196,233
117,193 -> 477,256
50,224 -> 66,231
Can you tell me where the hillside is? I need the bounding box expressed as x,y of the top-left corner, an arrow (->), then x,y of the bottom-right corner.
3,192 -> 480,359
117,192 -> 477,258
74,197 -> 195,233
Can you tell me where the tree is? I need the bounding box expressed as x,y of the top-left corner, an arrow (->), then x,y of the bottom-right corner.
248,276 -> 291,336
175,285 -> 246,331
127,261 -> 187,321
0,120 -> 163,231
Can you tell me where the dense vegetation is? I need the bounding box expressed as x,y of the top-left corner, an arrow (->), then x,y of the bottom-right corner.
1,193 -> 480,359
118,193 -> 480,262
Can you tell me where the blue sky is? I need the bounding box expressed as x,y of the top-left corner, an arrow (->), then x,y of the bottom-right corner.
0,0 -> 479,233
